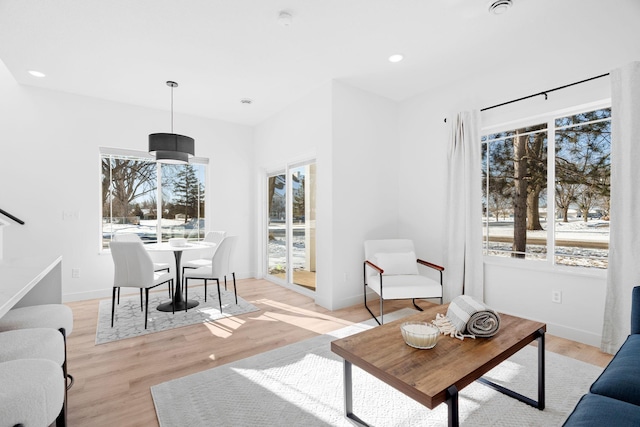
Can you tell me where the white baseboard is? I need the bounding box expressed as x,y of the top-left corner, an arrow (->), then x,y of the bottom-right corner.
546,322 -> 602,348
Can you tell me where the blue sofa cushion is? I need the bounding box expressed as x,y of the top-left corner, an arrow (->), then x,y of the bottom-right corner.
563,393 -> 640,426
590,334 -> 640,406
632,286 -> 640,334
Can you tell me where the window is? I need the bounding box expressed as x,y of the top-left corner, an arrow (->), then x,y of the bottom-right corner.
101,148 -> 207,249
482,106 -> 611,269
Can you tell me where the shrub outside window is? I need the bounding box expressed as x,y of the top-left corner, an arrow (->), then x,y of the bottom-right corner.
481,106 -> 611,269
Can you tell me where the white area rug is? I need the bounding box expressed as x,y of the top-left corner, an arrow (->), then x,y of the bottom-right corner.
96,286 -> 260,344
151,310 -> 602,426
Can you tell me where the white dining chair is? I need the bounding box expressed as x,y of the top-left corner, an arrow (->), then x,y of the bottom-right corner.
112,232 -> 171,273
109,241 -> 174,329
112,232 -> 172,299
183,236 -> 238,312
181,230 -> 226,278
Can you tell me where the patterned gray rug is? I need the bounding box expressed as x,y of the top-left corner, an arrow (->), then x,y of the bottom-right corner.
151,309 -> 603,426
95,286 -> 260,344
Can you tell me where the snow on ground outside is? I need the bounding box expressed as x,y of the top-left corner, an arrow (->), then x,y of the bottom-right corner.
484,219 -> 609,268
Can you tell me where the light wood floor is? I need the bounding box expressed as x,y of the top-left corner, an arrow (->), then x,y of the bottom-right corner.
66,279 -> 612,426
272,269 -> 317,290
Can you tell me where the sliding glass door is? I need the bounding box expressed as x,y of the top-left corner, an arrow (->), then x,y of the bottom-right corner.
266,161 -> 316,292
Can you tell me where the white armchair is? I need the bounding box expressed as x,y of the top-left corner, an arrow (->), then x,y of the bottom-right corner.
364,239 -> 444,324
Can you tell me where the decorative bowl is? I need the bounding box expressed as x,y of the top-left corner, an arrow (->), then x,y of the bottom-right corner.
400,322 -> 439,349
169,238 -> 187,247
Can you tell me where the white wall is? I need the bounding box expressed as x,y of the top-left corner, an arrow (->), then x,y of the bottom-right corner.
397,57 -> 637,345
254,81 -> 398,310
330,82 -> 399,309
0,61 -> 255,301
254,82 -> 333,306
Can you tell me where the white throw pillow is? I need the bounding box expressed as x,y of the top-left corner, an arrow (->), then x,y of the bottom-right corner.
374,252 -> 418,275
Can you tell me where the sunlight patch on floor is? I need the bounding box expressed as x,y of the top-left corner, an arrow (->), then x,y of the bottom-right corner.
202,316 -> 246,338
257,298 -> 355,323
250,299 -> 357,334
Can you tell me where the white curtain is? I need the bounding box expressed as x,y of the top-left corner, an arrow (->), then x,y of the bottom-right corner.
601,61 -> 640,354
444,110 -> 484,302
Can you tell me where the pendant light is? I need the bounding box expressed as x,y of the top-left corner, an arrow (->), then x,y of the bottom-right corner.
149,81 -> 195,164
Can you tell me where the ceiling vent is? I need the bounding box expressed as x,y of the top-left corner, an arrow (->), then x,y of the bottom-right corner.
488,0 -> 513,15
277,11 -> 292,26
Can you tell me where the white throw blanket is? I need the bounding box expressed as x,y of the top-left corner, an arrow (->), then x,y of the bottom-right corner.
432,295 -> 500,340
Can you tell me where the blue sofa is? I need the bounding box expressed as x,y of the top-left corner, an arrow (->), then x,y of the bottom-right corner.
563,286 -> 640,426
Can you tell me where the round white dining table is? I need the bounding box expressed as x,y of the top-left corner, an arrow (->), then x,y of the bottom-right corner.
145,241 -> 212,312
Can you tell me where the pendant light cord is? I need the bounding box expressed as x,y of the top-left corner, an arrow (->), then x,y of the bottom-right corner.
170,84 -> 174,133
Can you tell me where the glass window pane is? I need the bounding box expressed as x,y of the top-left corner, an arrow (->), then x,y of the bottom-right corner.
555,108 -> 611,128
160,163 -> 206,242
482,124 -> 548,260
268,173 -> 287,277
291,164 -> 316,291
101,155 -> 157,248
554,108 -> 610,269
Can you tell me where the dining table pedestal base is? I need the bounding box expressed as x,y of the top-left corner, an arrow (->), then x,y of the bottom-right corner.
157,299 -> 199,312
145,242 -> 207,314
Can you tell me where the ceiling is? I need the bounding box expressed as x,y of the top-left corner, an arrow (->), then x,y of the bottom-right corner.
1,0 -> 638,126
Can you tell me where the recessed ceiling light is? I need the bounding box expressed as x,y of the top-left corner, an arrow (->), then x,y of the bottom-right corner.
488,0 -> 513,15
28,70 -> 46,78
388,54 -> 404,63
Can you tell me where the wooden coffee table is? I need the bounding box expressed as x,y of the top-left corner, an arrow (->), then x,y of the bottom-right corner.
331,304 -> 546,427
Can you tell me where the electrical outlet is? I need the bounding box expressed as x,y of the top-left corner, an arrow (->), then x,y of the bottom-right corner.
343,272 -> 349,282
551,290 -> 562,304
71,268 -> 81,279
63,211 -> 80,221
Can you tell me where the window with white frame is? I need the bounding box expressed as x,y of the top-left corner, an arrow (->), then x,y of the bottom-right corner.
100,148 -> 208,249
481,105 -> 611,269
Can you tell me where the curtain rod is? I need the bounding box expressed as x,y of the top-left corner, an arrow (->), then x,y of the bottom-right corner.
444,72 -> 610,123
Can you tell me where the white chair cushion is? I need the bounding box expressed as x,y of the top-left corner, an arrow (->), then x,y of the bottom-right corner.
367,274 -> 442,300
374,251 -> 419,275
154,262 -> 171,271
0,304 -> 73,335
182,258 -> 213,269
184,266 -> 214,280
0,358 -> 64,426
0,328 -> 65,366
153,271 -> 174,286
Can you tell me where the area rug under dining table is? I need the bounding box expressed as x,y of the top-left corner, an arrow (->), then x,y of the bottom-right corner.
95,286 -> 260,344
151,309 -> 603,426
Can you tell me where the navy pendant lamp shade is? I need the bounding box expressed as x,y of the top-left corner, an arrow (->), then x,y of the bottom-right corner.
149,81 -> 195,164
